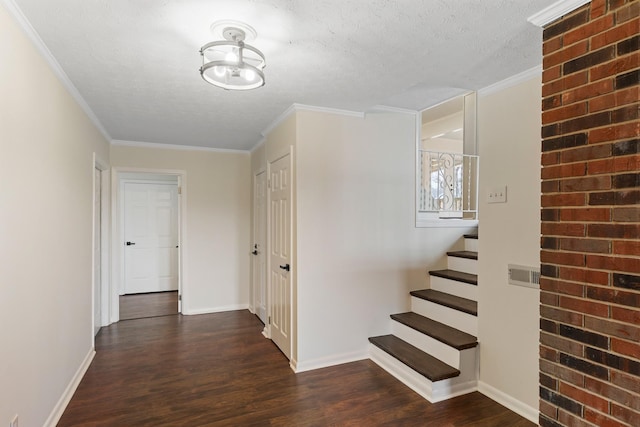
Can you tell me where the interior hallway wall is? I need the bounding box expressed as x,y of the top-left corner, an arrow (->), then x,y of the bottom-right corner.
110,145 -> 251,315
0,4 -> 110,426
477,74 -> 542,417
294,110 -> 475,370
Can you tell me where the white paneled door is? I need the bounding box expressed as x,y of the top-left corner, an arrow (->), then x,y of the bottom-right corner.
253,171 -> 267,324
124,183 -> 179,294
269,154 -> 292,359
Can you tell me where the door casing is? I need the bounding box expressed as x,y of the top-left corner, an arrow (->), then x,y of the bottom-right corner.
110,167 -> 186,323
92,154 -> 110,342
252,170 -> 268,325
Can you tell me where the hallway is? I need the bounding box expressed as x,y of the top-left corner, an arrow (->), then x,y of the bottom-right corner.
59,310 -> 534,426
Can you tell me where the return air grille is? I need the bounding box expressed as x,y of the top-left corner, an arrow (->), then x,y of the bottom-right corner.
508,264 -> 540,289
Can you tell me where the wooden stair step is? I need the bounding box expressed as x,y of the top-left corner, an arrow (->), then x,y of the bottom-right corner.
429,269 -> 477,286
410,289 -> 478,316
391,312 -> 478,350
464,233 -> 478,239
447,250 -> 478,260
369,335 -> 460,381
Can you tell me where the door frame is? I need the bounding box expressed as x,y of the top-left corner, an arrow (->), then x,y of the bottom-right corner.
251,169 -> 268,326
110,167 -> 187,323
92,153 -> 110,344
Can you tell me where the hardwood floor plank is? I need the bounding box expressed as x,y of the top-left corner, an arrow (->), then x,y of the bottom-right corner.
119,291 -> 178,320
58,310 -> 535,426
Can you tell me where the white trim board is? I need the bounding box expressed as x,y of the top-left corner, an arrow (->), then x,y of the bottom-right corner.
528,0 -> 591,27
43,349 -> 95,427
416,219 -> 479,229
478,66 -> 542,97
2,0 -> 111,142
111,139 -> 250,154
251,137 -> 266,153
292,349 -> 369,373
182,304 -> 250,316
367,105 -> 419,115
478,381 -> 539,424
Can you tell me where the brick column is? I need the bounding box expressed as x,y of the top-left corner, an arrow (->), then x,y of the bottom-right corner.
539,0 -> 639,426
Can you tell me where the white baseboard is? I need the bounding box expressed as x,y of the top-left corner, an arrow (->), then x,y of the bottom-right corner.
43,348 -> 95,427
478,381 -> 538,423
182,304 -> 249,316
261,324 -> 270,338
292,349 -> 369,373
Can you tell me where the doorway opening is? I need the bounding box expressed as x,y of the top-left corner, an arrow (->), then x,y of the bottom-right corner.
251,170 -> 267,326
119,291 -> 179,321
93,154 -> 110,341
111,168 -> 186,323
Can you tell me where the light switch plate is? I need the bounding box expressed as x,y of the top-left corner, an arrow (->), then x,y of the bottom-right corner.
487,186 -> 507,203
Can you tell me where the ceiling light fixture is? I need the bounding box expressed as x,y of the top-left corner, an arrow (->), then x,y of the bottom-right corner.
199,21 -> 266,90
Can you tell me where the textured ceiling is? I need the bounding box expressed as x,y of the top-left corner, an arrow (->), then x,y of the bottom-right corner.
10,0 -> 557,150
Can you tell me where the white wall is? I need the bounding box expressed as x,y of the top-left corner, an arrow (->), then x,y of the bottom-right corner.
110,145 -> 251,315
294,110 -> 476,370
477,75 -> 541,415
0,5 -> 110,426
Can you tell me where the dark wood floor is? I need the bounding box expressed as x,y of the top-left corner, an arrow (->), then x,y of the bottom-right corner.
119,291 -> 178,320
59,310 -> 535,426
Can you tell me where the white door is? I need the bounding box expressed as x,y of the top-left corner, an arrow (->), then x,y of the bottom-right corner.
269,154 -> 292,359
124,183 -> 179,294
93,168 -> 101,336
253,171 -> 268,324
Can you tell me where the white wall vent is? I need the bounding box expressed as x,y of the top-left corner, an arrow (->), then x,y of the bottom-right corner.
508,264 -> 540,289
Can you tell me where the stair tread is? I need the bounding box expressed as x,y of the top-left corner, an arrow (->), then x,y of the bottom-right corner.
369,335 -> 460,381
391,312 -> 478,350
464,233 -> 478,239
447,250 -> 478,260
429,269 -> 478,285
410,289 -> 478,316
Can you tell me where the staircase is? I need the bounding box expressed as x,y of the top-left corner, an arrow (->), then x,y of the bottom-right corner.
369,231 -> 479,402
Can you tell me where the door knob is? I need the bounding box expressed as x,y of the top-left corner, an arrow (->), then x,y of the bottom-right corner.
126,241 -> 136,246
252,250 -> 258,255
279,264 -> 290,271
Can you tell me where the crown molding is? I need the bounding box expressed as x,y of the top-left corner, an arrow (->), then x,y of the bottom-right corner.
478,66 -> 542,97
261,103 -> 365,137
293,103 -> 365,118
250,137 -> 266,153
111,139 -> 250,154
2,0 -> 112,142
261,104 -> 298,137
528,0 -> 591,27
368,105 -> 419,115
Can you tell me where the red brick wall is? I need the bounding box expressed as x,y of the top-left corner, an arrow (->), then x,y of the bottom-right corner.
540,0 -> 639,426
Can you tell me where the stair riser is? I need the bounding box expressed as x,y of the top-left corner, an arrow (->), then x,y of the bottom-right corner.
369,344 -> 478,403
391,321 -> 461,369
447,256 -> 477,275
464,238 -> 478,252
411,297 -> 478,336
430,276 -> 478,301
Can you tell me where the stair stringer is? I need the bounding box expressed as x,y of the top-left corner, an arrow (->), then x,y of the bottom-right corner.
369,344 -> 478,403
